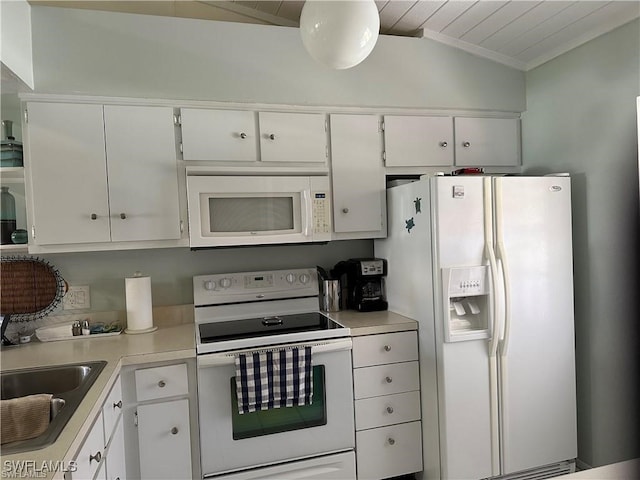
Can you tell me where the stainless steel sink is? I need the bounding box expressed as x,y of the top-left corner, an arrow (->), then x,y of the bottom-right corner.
0,360 -> 107,454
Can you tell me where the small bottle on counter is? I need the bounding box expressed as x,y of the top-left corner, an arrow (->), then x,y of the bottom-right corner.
81,320 -> 90,336
72,321 -> 82,336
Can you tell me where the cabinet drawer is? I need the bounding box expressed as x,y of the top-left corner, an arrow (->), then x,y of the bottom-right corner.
101,376 -> 122,445
355,421 -> 423,480
135,363 -> 188,401
355,391 -> 421,431
353,361 -> 419,400
72,413 -> 105,480
352,331 -> 418,367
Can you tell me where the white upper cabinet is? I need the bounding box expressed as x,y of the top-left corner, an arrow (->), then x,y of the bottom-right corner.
180,109 -> 327,166
180,108 -> 257,162
258,112 -> 327,163
330,114 -> 386,237
27,102 -> 111,245
27,102 -> 181,247
383,115 -> 453,167
104,105 -> 181,242
454,117 -> 520,167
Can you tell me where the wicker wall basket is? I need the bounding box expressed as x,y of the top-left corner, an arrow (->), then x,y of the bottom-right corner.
0,256 -> 67,345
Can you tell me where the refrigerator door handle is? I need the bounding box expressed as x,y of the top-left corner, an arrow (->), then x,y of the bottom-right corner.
484,177 -> 501,477
484,178 -> 502,357
494,178 -> 512,356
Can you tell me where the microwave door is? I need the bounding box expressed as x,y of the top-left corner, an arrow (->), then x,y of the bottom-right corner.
187,175 -> 330,248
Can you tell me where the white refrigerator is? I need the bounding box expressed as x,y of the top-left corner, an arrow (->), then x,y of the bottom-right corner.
374,175 -> 577,480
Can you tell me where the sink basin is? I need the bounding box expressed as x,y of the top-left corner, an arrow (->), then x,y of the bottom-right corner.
0,360 -> 107,454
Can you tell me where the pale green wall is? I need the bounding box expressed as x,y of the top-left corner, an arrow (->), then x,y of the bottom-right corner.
19,5 -> 525,315
522,19 -> 640,468
30,6 -> 525,111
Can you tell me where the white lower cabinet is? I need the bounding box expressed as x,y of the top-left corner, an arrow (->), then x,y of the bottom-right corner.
136,399 -> 192,479
352,331 -> 422,480
356,421 -> 422,480
71,413 -> 105,480
124,361 -> 196,480
71,376 -> 125,480
105,420 -> 126,480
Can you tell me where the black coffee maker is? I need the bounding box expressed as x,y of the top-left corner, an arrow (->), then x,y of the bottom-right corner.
331,258 -> 388,312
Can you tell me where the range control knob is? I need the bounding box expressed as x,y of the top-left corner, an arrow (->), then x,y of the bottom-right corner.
220,278 -> 232,289
285,273 -> 297,284
203,280 -> 216,291
299,273 -> 311,284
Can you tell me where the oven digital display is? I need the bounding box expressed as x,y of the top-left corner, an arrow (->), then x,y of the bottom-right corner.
244,274 -> 273,288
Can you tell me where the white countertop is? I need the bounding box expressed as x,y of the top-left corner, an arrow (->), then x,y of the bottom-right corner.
0,323 -> 196,478
328,309 -> 417,336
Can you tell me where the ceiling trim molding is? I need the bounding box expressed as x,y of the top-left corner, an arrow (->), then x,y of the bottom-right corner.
419,28 -> 528,72
197,1 -> 298,27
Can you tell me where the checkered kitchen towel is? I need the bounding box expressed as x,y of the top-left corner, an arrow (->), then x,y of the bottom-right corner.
235,346 -> 313,414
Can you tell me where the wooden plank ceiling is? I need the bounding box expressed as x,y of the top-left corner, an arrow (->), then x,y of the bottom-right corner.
30,1 -> 640,70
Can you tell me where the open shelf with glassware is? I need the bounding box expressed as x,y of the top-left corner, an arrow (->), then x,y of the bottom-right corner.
0,167 -> 28,252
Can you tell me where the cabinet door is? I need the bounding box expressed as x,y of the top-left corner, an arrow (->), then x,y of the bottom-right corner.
330,114 -> 385,234
106,419 -> 126,480
384,115 -> 453,167
104,106 -> 181,242
27,102 -> 110,244
102,376 -> 123,445
180,109 -> 257,162
137,399 -> 192,480
72,413 -> 105,480
454,117 -> 520,167
258,112 -> 327,163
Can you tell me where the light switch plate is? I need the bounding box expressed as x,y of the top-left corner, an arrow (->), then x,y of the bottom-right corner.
63,285 -> 91,310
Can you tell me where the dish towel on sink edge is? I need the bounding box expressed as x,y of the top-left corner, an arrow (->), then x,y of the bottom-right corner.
1,393 -> 53,444
235,346 -> 313,414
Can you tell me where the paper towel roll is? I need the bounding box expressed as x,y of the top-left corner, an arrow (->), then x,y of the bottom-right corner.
125,274 -> 157,334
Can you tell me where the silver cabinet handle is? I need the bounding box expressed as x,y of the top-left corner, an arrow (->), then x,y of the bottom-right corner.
158,380 -> 166,388
239,132 -> 247,139
171,427 -> 179,435
89,451 -> 102,464
384,345 -> 391,352
463,141 -> 471,147
387,438 -> 395,446
120,213 -> 126,220
342,208 -> 349,214
385,376 -> 393,383
386,406 -> 394,414
90,213 -> 98,220
439,141 -> 448,147
113,400 -> 122,409
269,133 -> 275,140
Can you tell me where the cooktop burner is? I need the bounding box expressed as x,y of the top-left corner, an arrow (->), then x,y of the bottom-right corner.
198,312 -> 343,344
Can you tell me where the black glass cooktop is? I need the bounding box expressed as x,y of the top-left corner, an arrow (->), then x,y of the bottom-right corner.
198,312 -> 344,344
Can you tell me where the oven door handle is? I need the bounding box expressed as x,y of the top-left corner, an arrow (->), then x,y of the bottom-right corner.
197,337 -> 353,368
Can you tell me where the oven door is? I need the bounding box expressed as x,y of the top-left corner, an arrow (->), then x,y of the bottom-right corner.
197,338 -> 354,477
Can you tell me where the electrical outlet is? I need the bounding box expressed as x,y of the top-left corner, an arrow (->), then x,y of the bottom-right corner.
63,285 -> 91,310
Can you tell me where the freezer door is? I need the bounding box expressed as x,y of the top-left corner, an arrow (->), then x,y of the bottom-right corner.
433,176 -> 495,480
495,176 -> 577,474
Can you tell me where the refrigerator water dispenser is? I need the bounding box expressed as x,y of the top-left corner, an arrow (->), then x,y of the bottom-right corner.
442,266 -> 490,342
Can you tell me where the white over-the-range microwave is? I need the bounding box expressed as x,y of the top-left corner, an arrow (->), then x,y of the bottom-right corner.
186,175 -> 332,248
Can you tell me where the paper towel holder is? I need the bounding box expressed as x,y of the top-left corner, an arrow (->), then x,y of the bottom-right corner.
124,272 -> 158,335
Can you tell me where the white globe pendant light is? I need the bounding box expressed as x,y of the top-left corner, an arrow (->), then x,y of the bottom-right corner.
300,0 -> 380,70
